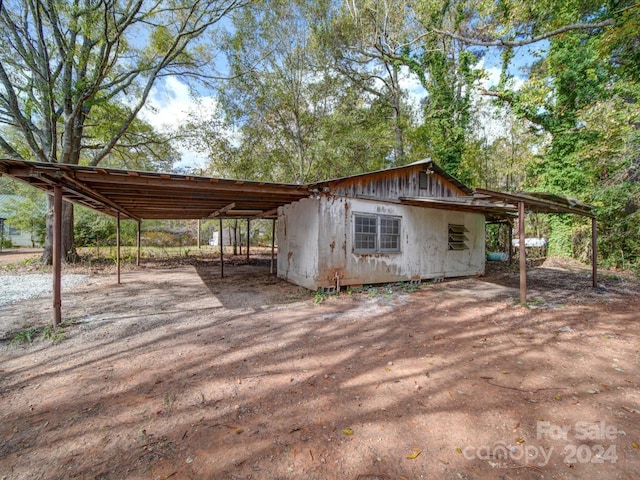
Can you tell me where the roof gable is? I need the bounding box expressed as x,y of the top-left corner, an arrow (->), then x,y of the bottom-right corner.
311,160 -> 472,200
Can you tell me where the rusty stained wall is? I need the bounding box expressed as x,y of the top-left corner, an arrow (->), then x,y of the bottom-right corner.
277,197 -> 321,290
326,164 -> 463,200
277,195 -> 485,290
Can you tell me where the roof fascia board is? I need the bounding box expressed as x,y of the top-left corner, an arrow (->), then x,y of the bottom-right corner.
473,188 -> 595,218
71,170 -> 309,197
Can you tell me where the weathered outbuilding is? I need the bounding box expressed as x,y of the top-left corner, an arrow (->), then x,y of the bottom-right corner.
277,160 -> 486,290
0,157 -> 597,324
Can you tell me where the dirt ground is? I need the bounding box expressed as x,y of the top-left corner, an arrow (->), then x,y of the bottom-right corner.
0,248 -> 43,266
1,254 -> 639,480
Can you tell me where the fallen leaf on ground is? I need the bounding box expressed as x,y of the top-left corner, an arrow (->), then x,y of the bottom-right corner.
342,427 -> 353,435
406,449 -> 422,459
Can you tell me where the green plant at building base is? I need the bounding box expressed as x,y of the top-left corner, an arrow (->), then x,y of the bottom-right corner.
314,290 -> 328,304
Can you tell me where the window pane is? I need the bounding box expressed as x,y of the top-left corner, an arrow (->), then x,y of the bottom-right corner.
379,217 -> 400,252
355,215 -> 376,251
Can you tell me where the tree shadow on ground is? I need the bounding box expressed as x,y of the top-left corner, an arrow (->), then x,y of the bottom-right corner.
1,262 -> 639,480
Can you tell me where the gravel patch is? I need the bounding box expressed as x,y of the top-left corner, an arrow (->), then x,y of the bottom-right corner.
0,274 -> 88,307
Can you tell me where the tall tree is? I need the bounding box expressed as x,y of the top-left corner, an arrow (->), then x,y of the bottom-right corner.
318,0 -> 485,177
0,0 -> 246,263
202,0 -> 401,183
318,0 -> 419,166
405,0 -> 484,180
216,0 -> 331,183
449,0 -> 640,265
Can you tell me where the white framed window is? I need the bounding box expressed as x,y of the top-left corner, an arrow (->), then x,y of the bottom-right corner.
354,213 -> 401,254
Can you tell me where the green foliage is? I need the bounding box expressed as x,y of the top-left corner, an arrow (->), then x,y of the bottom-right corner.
0,0 -> 238,168
87,103 -> 181,172
314,290 -> 328,304
74,207 -> 117,247
41,326 -> 67,343
11,327 -> 39,345
1,0 -> 634,272
185,0 -> 422,183
0,0 -> 243,266
10,325 -> 65,345
409,45 -> 483,180
479,2 -> 640,271
365,286 -> 378,298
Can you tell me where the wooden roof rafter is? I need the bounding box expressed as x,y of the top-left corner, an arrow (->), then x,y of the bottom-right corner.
208,202 -> 236,218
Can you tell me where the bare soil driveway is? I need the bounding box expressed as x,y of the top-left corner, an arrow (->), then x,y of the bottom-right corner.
1,257 -> 639,480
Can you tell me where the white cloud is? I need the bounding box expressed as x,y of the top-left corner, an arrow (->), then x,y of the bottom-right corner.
398,66 -> 427,115
472,56 -> 528,143
140,77 -> 216,171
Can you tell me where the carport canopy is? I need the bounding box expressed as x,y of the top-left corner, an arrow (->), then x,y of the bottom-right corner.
0,159 -> 311,220
0,159 -> 313,327
0,159 -> 598,322
401,187 -> 597,303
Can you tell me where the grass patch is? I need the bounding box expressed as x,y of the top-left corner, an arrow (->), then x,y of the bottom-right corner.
9,323 -> 69,345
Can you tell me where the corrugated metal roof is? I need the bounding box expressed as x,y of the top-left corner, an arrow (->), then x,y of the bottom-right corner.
0,160 -> 311,220
0,159 -> 594,221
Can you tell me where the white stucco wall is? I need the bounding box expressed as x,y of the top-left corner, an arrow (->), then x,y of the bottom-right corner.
278,195 -> 485,290
277,197 -> 321,290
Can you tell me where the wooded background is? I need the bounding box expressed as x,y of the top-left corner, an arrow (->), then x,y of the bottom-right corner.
1,0 -> 638,271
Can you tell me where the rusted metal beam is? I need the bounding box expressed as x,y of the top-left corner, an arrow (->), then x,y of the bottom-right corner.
400,196 -> 516,217
72,170 -> 310,196
270,218 -> 276,275
222,209 -> 263,216
208,202 -> 236,218
94,187 -> 305,202
63,173 -> 140,220
32,171 -> 140,221
592,217 -> 598,288
116,212 -> 121,285
219,218 -> 224,278
474,188 -> 595,218
518,201 -> 527,303
136,220 -> 141,267
252,208 -> 279,219
246,219 -> 250,263
52,185 -> 62,328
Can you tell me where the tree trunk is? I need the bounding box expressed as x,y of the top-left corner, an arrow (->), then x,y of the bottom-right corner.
390,65 -> 405,165
42,193 -> 76,264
